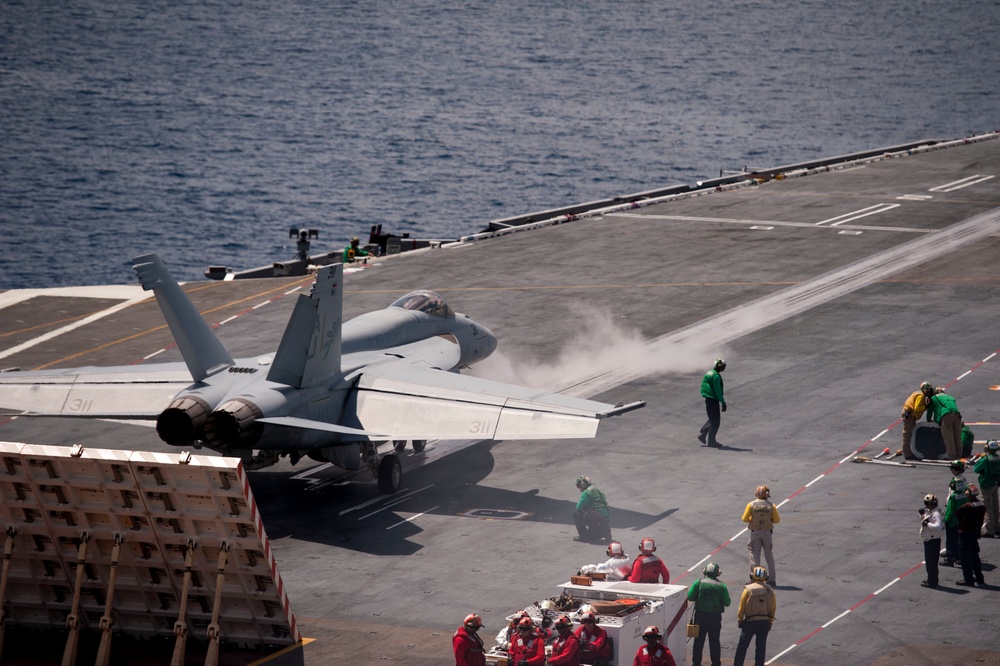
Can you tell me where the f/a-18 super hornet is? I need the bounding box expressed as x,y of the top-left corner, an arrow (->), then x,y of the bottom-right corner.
0,254 -> 643,493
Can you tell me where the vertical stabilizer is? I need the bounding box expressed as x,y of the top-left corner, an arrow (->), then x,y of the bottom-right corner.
267,264 -> 343,388
132,253 -> 234,382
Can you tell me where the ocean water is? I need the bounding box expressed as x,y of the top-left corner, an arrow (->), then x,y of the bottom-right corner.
1,0 -> 997,289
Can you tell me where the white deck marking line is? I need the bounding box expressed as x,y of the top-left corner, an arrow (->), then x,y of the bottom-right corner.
821,609 -> 851,629
983,352 -> 997,362
610,212 -> 931,235
775,498 -> 790,508
0,293 -> 150,361
386,506 -> 440,530
896,194 -> 933,201
352,484 -> 435,519
766,644 -> 797,664
957,370 -> 972,380
872,428 -> 888,440
687,553 -> 714,572
804,474 -> 825,488
929,174 -> 995,192
873,577 -> 901,595
284,286 -> 302,295
252,301 -> 270,310
220,315 -> 238,325
292,462 -> 333,480
142,349 -> 166,360
815,203 -> 900,227
731,528 -> 748,541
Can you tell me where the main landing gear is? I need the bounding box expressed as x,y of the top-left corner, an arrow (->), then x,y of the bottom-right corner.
362,441 -> 403,494
392,439 -> 427,453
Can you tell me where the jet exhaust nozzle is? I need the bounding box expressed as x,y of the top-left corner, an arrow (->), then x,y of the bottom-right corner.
203,398 -> 264,449
156,396 -> 212,445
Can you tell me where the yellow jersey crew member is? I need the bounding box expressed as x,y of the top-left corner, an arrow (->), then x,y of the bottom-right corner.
342,236 -> 371,263
733,567 -> 776,666
900,381 -> 933,458
741,485 -> 779,586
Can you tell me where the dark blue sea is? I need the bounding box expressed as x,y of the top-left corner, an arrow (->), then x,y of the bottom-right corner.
1,0 -> 997,289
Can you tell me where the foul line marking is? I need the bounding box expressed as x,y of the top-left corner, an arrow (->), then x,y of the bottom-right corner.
929,174 -> 995,192
815,203 -> 900,227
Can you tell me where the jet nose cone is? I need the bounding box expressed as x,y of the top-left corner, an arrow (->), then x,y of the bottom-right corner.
474,322 -> 497,358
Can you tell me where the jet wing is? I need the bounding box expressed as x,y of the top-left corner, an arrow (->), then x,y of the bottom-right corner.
0,364 -> 192,417
344,363 -> 644,440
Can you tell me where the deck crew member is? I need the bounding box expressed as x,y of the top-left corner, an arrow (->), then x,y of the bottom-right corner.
342,236 -> 371,263
509,616 -> 545,666
547,615 -> 581,665
579,541 -> 632,581
454,613 -> 486,666
742,485 -> 779,586
973,440 -> 1000,537
942,465 -> 968,567
573,476 -> 612,543
733,567 -> 776,666
900,381 -> 934,458
919,493 -> 944,589
575,611 -> 611,666
687,562 -> 730,666
631,626 -> 676,666
955,484 -> 987,586
628,537 -> 670,584
698,358 -> 727,447
926,388 -> 963,460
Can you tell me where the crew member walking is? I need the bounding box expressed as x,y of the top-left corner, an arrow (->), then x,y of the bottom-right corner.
742,485 -> 780,586
733,567 -> 776,666
973,440 -> 1000,537
900,382 -> 934,458
687,562 -> 730,666
919,493 -> 943,588
698,358 -> 727,447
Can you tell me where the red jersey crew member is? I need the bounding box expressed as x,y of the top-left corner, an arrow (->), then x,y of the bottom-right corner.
575,611 -> 612,666
632,626 -> 677,666
509,616 -> 545,666
548,615 -> 581,665
742,485 -> 779,586
453,613 -> 486,666
628,537 -> 670,584
698,358 -> 727,447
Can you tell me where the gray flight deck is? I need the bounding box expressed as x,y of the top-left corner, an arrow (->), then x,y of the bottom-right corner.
2,135 -> 1000,665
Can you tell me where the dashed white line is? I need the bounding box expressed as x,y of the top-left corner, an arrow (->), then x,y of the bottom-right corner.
221,315 -> 239,325
252,301 -> 271,310
804,474 -> 825,488
386,506 -> 440,530
143,349 -> 166,360
929,174 -> 995,192
872,429 -> 888,441
957,370 -> 972,380
873,578 -> 901,595
821,609 -> 851,629
815,204 -> 900,227
766,645 -> 796,664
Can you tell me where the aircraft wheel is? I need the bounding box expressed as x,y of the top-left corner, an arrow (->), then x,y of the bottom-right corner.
393,440 -> 407,453
412,439 -> 427,453
377,454 -> 402,494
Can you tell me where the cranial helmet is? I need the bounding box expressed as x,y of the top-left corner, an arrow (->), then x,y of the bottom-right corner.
751,566 -> 768,582
950,460 -> 965,474
639,537 -> 656,555
576,475 -> 592,490
714,358 -> 727,372
642,625 -> 661,640
704,562 -> 721,578
464,613 -> 483,630
920,381 -> 933,394
607,541 -> 625,557
988,440 -> 999,453
554,615 -> 573,631
755,485 -> 770,500
923,493 -> 938,507
517,616 -> 534,630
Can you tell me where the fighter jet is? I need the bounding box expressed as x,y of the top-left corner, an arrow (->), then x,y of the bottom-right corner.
0,254 -> 643,493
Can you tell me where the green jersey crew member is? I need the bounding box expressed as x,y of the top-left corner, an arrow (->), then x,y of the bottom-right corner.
926,388 -> 963,460
573,476 -> 612,544
687,562 -> 730,666
342,236 -> 371,263
698,359 -> 727,447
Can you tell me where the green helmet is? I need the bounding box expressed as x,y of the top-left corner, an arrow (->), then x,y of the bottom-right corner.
704,562 -> 721,578
576,476 -> 591,490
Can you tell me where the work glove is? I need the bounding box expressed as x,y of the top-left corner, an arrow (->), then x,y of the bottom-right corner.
738,621 -> 745,629
721,403 -> 727,412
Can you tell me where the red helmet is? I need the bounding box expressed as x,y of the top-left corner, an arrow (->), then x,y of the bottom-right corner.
517,616 -> 535,630
464,613 -> 483,630
554,615 -> 573,631
639,537 -> 656,555
607,540 -> 625,557
642,625 -> 661,639
579,611 -> 597,624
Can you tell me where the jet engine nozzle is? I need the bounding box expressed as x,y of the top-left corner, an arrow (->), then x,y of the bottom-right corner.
203,399 -> 264,449
156,396 -> 212,445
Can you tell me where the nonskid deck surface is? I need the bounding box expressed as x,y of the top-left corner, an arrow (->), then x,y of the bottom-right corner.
1,137 -> 999,664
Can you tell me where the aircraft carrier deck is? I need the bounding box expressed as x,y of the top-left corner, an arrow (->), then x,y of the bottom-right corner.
2,134 -> 1000,665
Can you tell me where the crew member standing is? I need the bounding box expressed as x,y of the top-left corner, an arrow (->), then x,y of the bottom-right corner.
973,440 -> 1000,537
698,359 -> 727,447
742,485 -> 780,586
454,613 -> 486,666
942,467 -> 968,567
926,388 -> 963,460
342,236 -> 371,263
631,626 -> 677,666
955,484 -> 987,587
687,562 -> 730,666
919,493 -> 943,588
900,382 -> 934,458
573,476 -> 612,543
628,537 -> 670,584
733,567 -> 776,666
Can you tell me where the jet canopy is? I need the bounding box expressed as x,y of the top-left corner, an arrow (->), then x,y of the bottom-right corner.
389,290 -> 454,318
